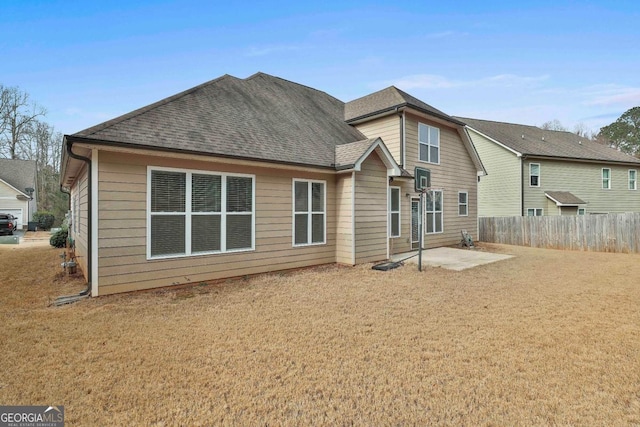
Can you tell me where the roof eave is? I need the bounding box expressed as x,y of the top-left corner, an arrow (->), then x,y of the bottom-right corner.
346,103 -> 464,127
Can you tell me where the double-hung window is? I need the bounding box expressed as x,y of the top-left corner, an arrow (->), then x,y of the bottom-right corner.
148,168 -> 254,258
530,163 -> 540,187
629,169 -> 637,190
425,190 -> 443,234
458,191 -> 468,216
293,179 -> 326,246
602,168 -> 611,189
389,187 -> 401,237
418,123 -> 440,164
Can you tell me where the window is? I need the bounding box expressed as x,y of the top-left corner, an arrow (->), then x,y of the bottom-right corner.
458,191 -> 468,216
629,169 -> 637,190
602,168 -> 611,189
425,190 -> 443,234
527,208 -> 543,216
389,187 -> 401,237
578,208 -> 586,215
418,123 -> 440,164
530,163 -> 540,187
293,179 -> 326,246
148,168 -> 254,258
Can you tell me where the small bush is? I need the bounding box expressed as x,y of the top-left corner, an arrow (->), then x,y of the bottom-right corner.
50,229 -> 68,248
33,211 -> 55,230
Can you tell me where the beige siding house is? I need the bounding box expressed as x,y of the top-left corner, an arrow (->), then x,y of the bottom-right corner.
0,159 -> 38,229
459,117 -> 640,217
61,73 -> 483,296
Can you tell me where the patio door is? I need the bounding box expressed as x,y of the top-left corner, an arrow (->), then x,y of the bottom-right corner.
411,198 -> 420,250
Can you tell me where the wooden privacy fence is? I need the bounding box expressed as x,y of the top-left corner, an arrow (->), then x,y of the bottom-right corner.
479,213 -> 640,253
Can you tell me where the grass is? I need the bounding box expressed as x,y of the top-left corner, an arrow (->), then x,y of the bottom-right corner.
1,241 -> 639,425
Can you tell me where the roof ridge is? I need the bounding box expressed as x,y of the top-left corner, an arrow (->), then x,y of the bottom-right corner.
245,72 -> 347,103
76,74 -> 240,137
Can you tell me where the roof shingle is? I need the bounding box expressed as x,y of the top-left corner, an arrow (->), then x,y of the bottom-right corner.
0,158 -> 37,195
345,86 -> 463,125
73,73 -> 367,168
458,117 -> 640,164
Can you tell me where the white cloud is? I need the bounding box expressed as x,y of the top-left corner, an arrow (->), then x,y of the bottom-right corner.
581,84 -> 640,107
424,30 -> 468,39
382,73 -> 550,90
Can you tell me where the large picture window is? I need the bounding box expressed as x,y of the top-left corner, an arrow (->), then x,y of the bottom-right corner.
418,123 -> 440,164
389,187 -> 401,237
293,179 -> 326,246
425,190 -> 443,234
148,168 -> 254,258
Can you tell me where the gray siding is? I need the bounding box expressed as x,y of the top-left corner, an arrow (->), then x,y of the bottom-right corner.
523,160 -> 640,215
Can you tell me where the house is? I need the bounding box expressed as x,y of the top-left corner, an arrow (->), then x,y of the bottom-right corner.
458,117 -> 640,216
60,73 -> 484,296
0,158 -> 37,229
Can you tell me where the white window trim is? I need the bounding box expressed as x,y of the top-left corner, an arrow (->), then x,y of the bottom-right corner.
578,208 -> 586,215
629,169 -> 637,190
529,163 -> 540,187
458,191 -> 468,217
602,168 -> 611,190
146,166 -> 255,260
418,122 -> 441,165
527,208 -> 544,216
425,189 -> 444,235
389,186 -> 401,238
292,178 -> 327,247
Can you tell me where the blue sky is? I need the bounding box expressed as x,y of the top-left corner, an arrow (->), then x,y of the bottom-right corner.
2,0 -> 639,136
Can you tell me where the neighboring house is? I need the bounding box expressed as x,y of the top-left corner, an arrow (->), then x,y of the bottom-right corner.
0,158 -> 37,229
60,73 -> 484,296
458,117 -> 640,217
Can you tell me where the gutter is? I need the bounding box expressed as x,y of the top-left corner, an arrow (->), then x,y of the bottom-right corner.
55,138 -> 92,305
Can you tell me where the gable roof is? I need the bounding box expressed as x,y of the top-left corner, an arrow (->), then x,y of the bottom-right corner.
0,158 -> 37,196
69,73 -> 366,169
334,137 -> 402,175
545,191 -> 586,206
345,86 -> 464,126
458,117 -> 640,165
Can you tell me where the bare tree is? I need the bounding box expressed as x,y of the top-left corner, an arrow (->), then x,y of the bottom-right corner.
573,122 -> 595,139
0,86 -> 46,159
540,119 -> 568,131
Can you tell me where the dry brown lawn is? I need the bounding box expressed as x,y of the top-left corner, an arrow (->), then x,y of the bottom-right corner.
1,240 -> 639,426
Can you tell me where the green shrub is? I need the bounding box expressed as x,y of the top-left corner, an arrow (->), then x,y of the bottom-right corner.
50,229 -> 68,248
33,211 -> 55,230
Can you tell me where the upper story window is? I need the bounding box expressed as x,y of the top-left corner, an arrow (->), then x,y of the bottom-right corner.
293,179 -> 326,246
602,168 -> 611,189
389,187 -> 401,237
529,163 -> 540,187
418,123 -> 440,164
148,168 -> 254,259
629,169 -> 637,190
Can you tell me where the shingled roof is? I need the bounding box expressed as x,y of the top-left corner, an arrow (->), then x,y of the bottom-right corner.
70,73 -> 367,168
545,191 -> 586,206
0,158 -> 36,196
345,86 -> 464,125
458,117 -> 640,165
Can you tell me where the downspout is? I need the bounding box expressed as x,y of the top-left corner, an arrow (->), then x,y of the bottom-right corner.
396,107 -> 405,168
521,156 -> 526,216
55,139 -> 92,304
